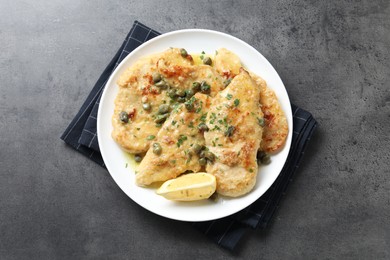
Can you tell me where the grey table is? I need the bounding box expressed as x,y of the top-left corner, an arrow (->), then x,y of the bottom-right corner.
1,0 -> 389,259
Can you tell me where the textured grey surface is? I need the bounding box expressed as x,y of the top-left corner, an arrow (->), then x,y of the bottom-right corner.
1,0 -> 389,259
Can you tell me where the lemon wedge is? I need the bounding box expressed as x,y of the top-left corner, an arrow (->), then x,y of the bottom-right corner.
156,173 -> 216,201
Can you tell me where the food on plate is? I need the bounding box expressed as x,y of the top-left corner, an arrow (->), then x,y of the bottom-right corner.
156,172 -> 216,201
214,48 -> 242,79
136,93 -> 211,186
112,47 -> 288,199
250,73 -> 289,153
204,69 -> 263,197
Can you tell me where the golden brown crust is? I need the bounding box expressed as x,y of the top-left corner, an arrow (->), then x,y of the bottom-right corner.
204,70 -> 263,197
250,73 -> 289,153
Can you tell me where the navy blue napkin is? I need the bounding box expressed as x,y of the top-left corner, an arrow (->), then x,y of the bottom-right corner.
61,21 -> 317,251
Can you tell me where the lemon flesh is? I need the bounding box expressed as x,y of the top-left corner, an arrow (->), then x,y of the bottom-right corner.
156,173 -> 216,201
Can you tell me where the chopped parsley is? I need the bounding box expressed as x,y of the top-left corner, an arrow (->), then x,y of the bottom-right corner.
177,135 -> 188,147
226,93 -> 233,100
200,113 -> 207,122
234,99 -> 240,107
172,120 -> 177,126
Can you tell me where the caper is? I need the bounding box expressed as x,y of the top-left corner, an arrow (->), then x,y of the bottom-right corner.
155,80 -> 168,89
119,111 -> 129,123
191,144 -> 203,155
199,157 -> 207,166
152,73 -> 162,83
177,97 -> 186,103
204,151 -> 215,162
168,88 -> 177,98
192,82 -> 201,92
224,125 -> 235,137
152,143 -> 162,155
154,113 -> 170,123
198,123 -> 209,132
185,89 -> 195,98
134,154 -> 142,162
257,117 -> 265,127
158,104 -> 170,114
185,102 -> 194,112
200,81 -> 211,94
261,154 -> 271,165
142,103 -> 151,111
180,48 -> 188,57
176,89 -> 186,97
203,57 -> 212,65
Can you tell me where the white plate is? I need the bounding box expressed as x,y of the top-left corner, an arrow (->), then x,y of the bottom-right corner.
97,29 -> 292,222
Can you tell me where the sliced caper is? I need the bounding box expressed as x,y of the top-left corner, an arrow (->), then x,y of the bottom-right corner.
119,111 -> 129,123
199,157 -> 207,166
158,104 -> 170,114
192,82 -> 201,92
152,143 -> 162,155
168,88 -> 177,98
155,80 -> 168,89
176,89 -> 186,97
180,48 -> 188,57
191,144 -> 203,155
152,73 -> 162,83
134,154 -> 142,162
204,151 -> 215,162
154,113 -> 170,123
198,123 -> 209,132
142,103 -> 151,111
177,97 -> 186,103
203,57 -> 212,65
200,81 -> 211,94
224,125 -> 235,137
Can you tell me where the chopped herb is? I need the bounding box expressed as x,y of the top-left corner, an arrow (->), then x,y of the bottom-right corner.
200,113 -> 208,122
146,135 -> 155,140
136,127 -> 140,130
177,135 -> 188,147
212,140 -> 216,147
155,123 -> 162,128
226,93 -> 233,100
249,168 -> 253,173
212,125 -> 221,131
234,99 -> 240,107
218,144 -> 223,147
172,120 -> 177,126
188,122 -> 194,128
223,78 -> 232,88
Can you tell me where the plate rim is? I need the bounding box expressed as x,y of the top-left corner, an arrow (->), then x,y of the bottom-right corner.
97,28 -> 293,222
